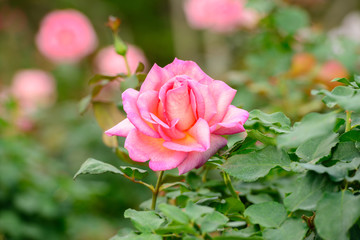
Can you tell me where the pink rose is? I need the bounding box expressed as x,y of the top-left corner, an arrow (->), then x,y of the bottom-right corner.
11,69 -> 56,112
105,59 -> 249,174
36,9 -> 97,63
184,0 -> 259,33
94,44 -> 148,76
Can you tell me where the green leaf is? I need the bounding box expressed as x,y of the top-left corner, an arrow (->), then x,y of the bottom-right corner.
161,174 -> 185,185
124,209 -> 164,233
218,197 -> 245,215
274,7 -> 309,35
244,201 -> 287,228
184,201 -> 214,221
315,191 -> 360,240
155,224 -> 196,235
277,112 -> 337,149
120,74 -> 139,92
110,232 -> 161,240
73,158 -> 123,179
89,74 -> 124,85
246,193 -> 273,204
340,130 -> 360,142
298,158 -> 360,182
246,130 -> 276,146
221,146 -> 291,182
284,172 -> 334,212
316,86 -> 360,112
196,211 -> 229,233
295,133 -> 339,163
119,166 -> 148,180
263,218 -> 308,240
135,62 -> 145,73
114,34 -> 128,56
245,110 -> 291,133
333,142 -> 360,162
158,204 -> 190,224
78,95 -> 92,115
245,0 -> 275,14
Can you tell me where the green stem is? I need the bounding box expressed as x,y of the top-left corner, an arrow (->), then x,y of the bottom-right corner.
345,111 -> 352,132
124,55 -> 132,77
151,171 -> 165,210
222,171 -> 240,201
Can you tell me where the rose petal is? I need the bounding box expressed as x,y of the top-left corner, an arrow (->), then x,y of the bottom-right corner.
137,90 -> 159,123
189,81 -> 217,121
105,118 -> 134,137
210,105 -> 249,135
165,81 -> 196,130
164,58 -> 213,84
208,80 -> 237,125
140,64 -> 171,92
122,88 -> 160,138
163,118 -> 210,152
125,129 -> 188,170
177,134 -> 227,175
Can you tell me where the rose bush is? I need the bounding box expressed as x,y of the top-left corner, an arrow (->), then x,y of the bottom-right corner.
106,58 -> 249,174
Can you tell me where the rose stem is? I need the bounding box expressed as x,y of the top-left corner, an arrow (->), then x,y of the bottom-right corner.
345,110 -> 352,132
124,55 -> 132,77
151,170 -> 165,210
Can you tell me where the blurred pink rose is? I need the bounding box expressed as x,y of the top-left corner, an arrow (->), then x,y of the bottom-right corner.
184,0 -> 259,33
94,44 -> 148,76
105,59 -> 249,174
11,69 -> 56,112
36,9 -> 97,63
315,60 -> 349,90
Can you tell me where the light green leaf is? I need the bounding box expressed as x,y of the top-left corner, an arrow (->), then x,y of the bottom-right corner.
119,166 -> 148,180
315,191 -> 360,240
295,133 -> 339,163
333,142 -> 360,162
221,146 -> 291,182
245,110 -> 291,133
316,86 -> 360,112
121,74 -> 139,92
263,218 -> 308,240
244,201 -> 287,228
274,7 -> 309,35
217,197 -> 245,215
78,95 -> 92,115
284,172 -> 334,212
158,204 -> 190,224
196,211 -> 229,233
155,225 -> 196,235
124,209 -> 164,233
340,130 -> 360,142
184,201 -> 214,221
73,158 -> 123,179
299,158 -> 360,182
277,112 -> 337,149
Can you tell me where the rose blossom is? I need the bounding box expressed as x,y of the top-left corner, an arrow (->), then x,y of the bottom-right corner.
36,9 -> 97,63
105,59 -> 249,174
11,69 -> 56,112
184,0 -> 260,33
315,60 -> 349,90
94,44 -> 148,76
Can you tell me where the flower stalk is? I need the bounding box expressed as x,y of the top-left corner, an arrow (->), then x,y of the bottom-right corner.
151,171 -> 165,210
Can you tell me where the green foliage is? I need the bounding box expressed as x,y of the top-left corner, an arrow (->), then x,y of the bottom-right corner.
244,202 -> 287,228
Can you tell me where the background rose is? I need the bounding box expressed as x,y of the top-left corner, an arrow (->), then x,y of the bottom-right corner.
106,58 -> 248,174
36,9 -> 97,63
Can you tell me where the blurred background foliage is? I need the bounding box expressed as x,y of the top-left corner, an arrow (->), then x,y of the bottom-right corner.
0,0 -> 360,239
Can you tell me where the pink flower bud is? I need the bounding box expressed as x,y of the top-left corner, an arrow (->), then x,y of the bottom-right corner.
36,9 -> 97,63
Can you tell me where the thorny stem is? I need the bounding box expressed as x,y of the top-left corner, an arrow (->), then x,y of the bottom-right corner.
151,171 -> 165,210
222,171 -> 241,201
124,55 -> 132,77
345,110 -> 352,132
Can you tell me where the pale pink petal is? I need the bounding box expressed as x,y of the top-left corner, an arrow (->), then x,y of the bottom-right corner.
125,129 -> 188,170
137,90 -> 159,123
105,118 -> 134,137
208,80 -> 237,125
189,81 -> 217,121
210,105 -> 249,135
140,64 -> 172,93
177,134 -> 227,175
122,88 -> 160,138
158,123 -> 186,141
163,118 -> 210,152
164,58 -> 213,84
165,81 -> 196,130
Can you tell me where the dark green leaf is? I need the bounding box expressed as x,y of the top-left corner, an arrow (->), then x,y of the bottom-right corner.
333,142 -> 360,162
284,172 -> 334,212
158,204 -> 190,224
119,166 -> 148,180
124,209 -> 164,233
196,211 -> 229,233
135,62 -> 145,73
315,191 -> 360,240
246,130 -> 276,146
222,146 -> 291,182
218,197 -> 245,214
244,201 -> 287,228
340,130 -> 360,142
295,133 -> 339,163
263,218 -> 308,240
277,112 -> 337,149
73,158 -> 123,179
